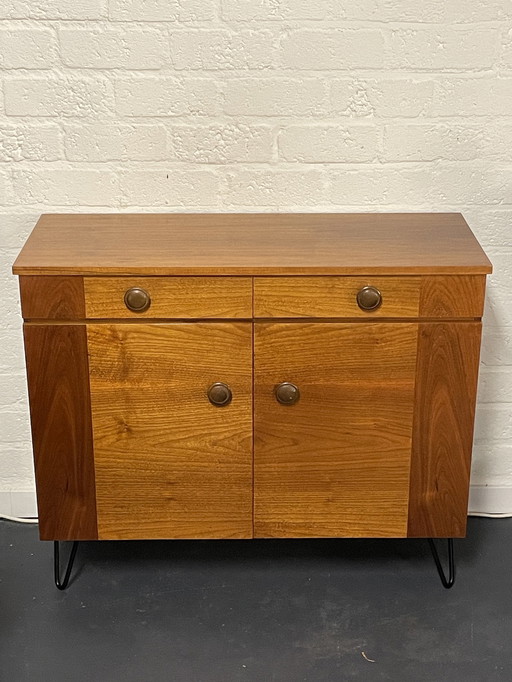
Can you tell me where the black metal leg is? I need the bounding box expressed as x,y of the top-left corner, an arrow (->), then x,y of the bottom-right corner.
428,538 -> 455,589
54,541 -> 79,590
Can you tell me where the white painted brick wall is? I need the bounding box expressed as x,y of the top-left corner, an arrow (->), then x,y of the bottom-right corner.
0,0 -> 511,512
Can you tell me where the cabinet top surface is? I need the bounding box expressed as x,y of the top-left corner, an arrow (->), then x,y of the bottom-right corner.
13,213 -> 492,276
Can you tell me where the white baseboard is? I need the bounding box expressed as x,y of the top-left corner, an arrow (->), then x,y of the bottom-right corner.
468,485 -> 512,516
1,486 -> 511,520
0,490 -> 37,518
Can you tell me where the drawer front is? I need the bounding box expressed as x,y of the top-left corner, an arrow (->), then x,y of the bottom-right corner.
254,276 -> 486,319
254,277 -> 421,318
84,276 -> 252,319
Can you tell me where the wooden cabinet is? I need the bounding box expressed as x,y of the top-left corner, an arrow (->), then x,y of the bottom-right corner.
14,213 -> 492,543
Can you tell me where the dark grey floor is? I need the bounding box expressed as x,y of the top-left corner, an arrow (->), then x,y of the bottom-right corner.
1,518 -> 511,682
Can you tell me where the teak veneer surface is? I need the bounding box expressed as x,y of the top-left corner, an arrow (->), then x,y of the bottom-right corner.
407,322 -> 482,538
84,276 -> 252,319
13,213 -> 492,276
23,324 -> 98,540
254,322 -> 418,538
88,322 -> 253,540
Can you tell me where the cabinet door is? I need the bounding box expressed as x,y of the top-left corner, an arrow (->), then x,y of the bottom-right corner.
254,322 -> 419,538
87,323 -> 252,540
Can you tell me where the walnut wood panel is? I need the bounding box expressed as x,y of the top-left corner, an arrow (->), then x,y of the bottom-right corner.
23,324 -> 97,540
408,322 -> 482,538
254,277 -> 421,318
19,276 -> 85,319
87,322 -> 253,539
84,276 -> 252,319
254,322 -> 418,538
419,276 -> 486,318
13,213 -> 492,276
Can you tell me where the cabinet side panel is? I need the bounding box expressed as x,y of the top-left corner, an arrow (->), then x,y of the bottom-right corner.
20,276 -> 85,319
408,322 -> 482,538
23,324 -> 98,540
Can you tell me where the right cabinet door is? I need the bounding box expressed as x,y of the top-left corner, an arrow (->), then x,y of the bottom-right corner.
254,321 -> 482,539
254,322 -> 419,538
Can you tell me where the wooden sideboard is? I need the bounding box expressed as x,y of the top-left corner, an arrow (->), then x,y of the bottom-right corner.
13,214 -> 492,552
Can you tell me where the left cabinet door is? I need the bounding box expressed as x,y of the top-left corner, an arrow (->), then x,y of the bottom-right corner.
87,322 -> 253,539
25,322 -> 253,541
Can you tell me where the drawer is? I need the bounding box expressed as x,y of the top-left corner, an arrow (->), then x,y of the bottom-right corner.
254,277 -> 421,318
84,277 -> 252,319
254,276 -> 486,319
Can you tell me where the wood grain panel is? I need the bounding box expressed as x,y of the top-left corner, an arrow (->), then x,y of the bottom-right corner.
419,276 -> 486,318
84,276 -> 252,319
254,277 -> 421,318
88,322 -> 253,539
408,322 -> 482,538
19,276 -> 85,319
254,322 -> 418,538
13,213 -> 492,276
23,324 -> 97,540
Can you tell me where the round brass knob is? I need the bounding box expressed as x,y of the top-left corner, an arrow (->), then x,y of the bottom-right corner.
275,382 -> 300,406
124,287 -> 151,313
207,382 -> 232,407
356,286 -> 382,311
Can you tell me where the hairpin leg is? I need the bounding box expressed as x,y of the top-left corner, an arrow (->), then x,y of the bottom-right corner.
54,541 -> 79,590
428,538 -> 455,589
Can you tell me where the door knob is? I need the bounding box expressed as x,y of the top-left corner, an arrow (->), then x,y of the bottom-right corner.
356,286 -> 382,311
207,382 -> 232,407
275,382 -> 300,406
124,287 -> 151,313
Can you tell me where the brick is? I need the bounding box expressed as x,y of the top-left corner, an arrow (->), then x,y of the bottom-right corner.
115,77 -> 218,116
63,124 -> 167,161
471,442 -> 512,487
224,78 -> 326,116
328,166 -> 512,206
383,124 -> 486,162
224,170 -> 325,207
0,29 -> 56,69
483,253 -> 512,328
474,404 -> 512,442
119,170 -> 219,206
170,29 -> 276,70
0,411 -> 31,443
0,173 -> 7,206
60,27 -> 168,69
12,170 -> 119,206
330,0 -> 512,22
109,0 -> 215,21
4,77 -> 114,118
431,77 -> 512,117
279,125 -> 379,163
481,327 -> 512,366
170,124 -> 273,163
0,124 -> 62,162
500,27 -> 512,70
0,0 -> 106,19
281,29 -> 386,70
389,28 -> 499,70
221,0 -> 331,21
479,368 -> 512,403
0,214 -> 38,249
464,209 -> 512,249
331,79 -> 434,118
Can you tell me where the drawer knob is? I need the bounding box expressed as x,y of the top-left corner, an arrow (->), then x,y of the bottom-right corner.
275,382 -> 300,406
124,287 -> 151,313
207,382 -> 232,407
356,286 -> 382,311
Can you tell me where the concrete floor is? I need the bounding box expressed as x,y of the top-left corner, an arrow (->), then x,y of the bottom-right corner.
1,517 -> 511,682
